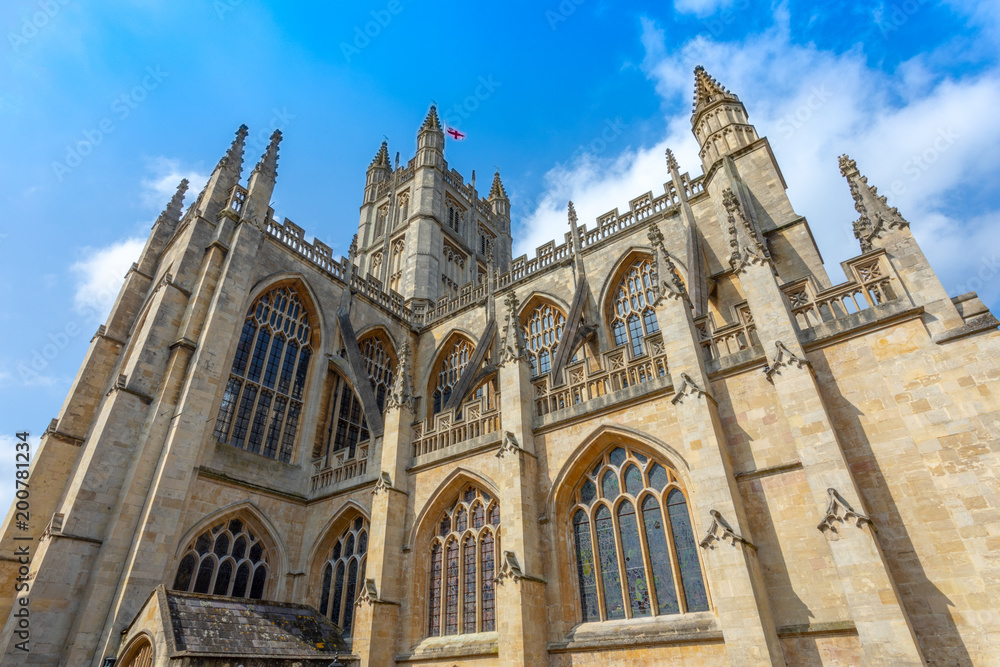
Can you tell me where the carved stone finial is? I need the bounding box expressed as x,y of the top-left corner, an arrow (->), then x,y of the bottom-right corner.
489,170 -> 508,200
355,577 -> 380,606
763,340 -> 812,381
494,551 -> 524,585
721,187 -> 768,272
648,223 -> 687,305
671,372 -> 713,405
700,509 -> 755,550
252,129 -> 283,179
369,140 -> 391,170
838,154 -> 908,253
496,431 -> 521,459
817,488 -> 873,533
497,291 -> 527,367
666,148 -> 679,172
348,234 -> 359,261
371,471 -> 393,496
838,154 -> 858,178
387,342 -> 414,412
568,200 -> 578,227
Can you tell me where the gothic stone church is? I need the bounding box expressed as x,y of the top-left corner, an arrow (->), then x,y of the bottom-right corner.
3,67 -> 1000,667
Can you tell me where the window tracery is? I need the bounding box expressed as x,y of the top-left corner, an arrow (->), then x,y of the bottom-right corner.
319,516 -> 369,635
172,517 -> 270,600
522,302 -> 566,377
428,486 -> 500,637
609,258 -> 660,358
327,332 -> 396,459
570,445 -> 708,623
214,284 -> 312,462
431,337 -> 474,415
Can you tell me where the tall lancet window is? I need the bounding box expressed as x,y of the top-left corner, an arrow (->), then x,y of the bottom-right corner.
569,445 -> 708,624
431,337 -> 474,415
319,517 -> 369,635
172,517 -> 270,600
327,331 -> 396,459
610,258 -> 659,358
214,284 -> 313,462
522,301 -> 566,377
427,486 -> 500,637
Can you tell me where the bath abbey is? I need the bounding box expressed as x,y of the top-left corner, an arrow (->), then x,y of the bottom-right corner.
3,66 -> 1000,666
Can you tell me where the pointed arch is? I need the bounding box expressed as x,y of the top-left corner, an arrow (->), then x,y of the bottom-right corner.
424,330 -> 477,418
518,294 -> 569,378
405,467 -> 501,551
309,503 -> 371,634
518,291 -> 571,320
244,273 -> 324,351
117,632 -> 155,667
596,247 -> 655,323
598,249 -> 662,358
304,499 -> 372,571
170,501 -> 286,601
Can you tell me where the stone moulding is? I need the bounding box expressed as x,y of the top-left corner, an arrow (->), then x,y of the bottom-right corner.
699,510 -> 755,550
817,488 -> 874,533
371,471 -> 393,496
762,339 -> 812,382
495,431 -> 521,459
671,372 -> 715,405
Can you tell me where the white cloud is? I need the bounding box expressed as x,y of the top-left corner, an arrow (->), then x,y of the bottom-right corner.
140,157 -> 209,211
672,0 -> 734,19
70,238 -> 147,320
515,14 -> 1000,309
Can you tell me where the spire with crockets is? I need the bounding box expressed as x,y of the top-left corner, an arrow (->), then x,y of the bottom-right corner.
691,66 -> 758,171
193,124 -> 248,220
838,154 -> 909,252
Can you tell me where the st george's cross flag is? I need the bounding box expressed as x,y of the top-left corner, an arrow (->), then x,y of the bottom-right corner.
446,126 -> 466,140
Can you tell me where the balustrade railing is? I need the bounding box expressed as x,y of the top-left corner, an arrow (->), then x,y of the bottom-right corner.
533,333 -> 668,417
783,251 -> 899,331
311,441 -> 371,492
411,394 -> 501,458
694,305 -> 758,362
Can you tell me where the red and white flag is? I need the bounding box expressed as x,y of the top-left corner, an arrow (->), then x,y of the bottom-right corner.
446,126 -> 466,141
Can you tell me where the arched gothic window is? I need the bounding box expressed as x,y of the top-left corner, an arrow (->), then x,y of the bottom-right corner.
213,285 -> 313,462
397,193 -> 410,231
319,516 -> 369,635
522,302 -> 566,377
570,445 -> 708,623
389,239 -> 405,294
172,517 -> 270,600
374,205 -> 389,238
431,337 -> 474,415
327,332 -> 396,459
609,258 -> 660,358
118,638 -> 153,667
428,486 -> 500,637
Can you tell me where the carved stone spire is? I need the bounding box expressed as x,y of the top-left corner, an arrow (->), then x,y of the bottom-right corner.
497,291 -> 527,367
158,179 -> 189,227
387,342 -> 414,411
251,129 -> 283,180
722,188 -> 769,273
666,149 -> 708,316
421,105 -> 442,131
488,170 -> 508,200
194,124 -> 248,220
693,65 -> 740,117
666,148 -> 680,172
369,140 -> 391,171
568,200 -> 586,278
215,124 -> 249,176
839,154 -> 908,253
244,129 -> 283,226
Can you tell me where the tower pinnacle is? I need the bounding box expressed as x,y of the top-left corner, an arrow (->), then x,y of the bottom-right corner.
690,66 -> 758,171
194,124 -> 249,220
162,179 -> 189,225
251,130 -> 283,180
421,105 -> 442,132
369,140 -> 391,171
488,171 -> 508,200
692,65 -> 740,118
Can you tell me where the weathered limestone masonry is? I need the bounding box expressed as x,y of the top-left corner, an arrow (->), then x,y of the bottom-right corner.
1,67 -> 998,667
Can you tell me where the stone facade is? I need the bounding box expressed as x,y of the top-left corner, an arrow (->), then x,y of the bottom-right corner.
1,67 -> 998,666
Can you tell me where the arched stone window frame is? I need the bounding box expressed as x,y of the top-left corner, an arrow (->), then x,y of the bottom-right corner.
566,443 -> 710,623
425,485 -> 501,637
318,515 -> 370,635
212,279 -> 320,463
603,254 -> 661,359
427,332 -> 476,418
519,296 -> 568,378
117,634 -> 154,667
171,513 -> 274,600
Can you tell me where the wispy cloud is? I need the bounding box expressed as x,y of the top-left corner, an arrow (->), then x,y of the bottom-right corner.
70,237 -> 146,320
517,12 -> 1000,308
140,156 -> 209,210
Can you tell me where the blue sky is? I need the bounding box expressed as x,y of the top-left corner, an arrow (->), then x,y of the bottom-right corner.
1,0 -> 999,510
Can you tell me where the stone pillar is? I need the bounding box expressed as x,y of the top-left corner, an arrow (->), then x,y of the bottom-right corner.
353,344 -> 414,667
647,231 -> 786,667
721,190 -> 926,665
493,291 -> 547,667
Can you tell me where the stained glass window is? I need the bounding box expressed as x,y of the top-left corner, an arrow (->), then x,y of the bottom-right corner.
667,489 -> 709,612
319,517 -> 370,635
173,517 -> 269,599
359,331 -> 396,412
570,445 -> 708,623
522,302 -> 566,378
428,486 -> 499,637
609,258 -> 659,358
215,285 -> 313,461
573,510 -> 600,622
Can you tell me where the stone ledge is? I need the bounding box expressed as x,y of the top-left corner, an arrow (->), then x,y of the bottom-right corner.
548,612 -> 723,653
800,300 -> 924,350
776,620 -> 857,638
534,373 -> 673,434
933,312 -> 1000,345
396,631 -> 499,662
408,430 -> 504,473
706,344 -> 766,378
